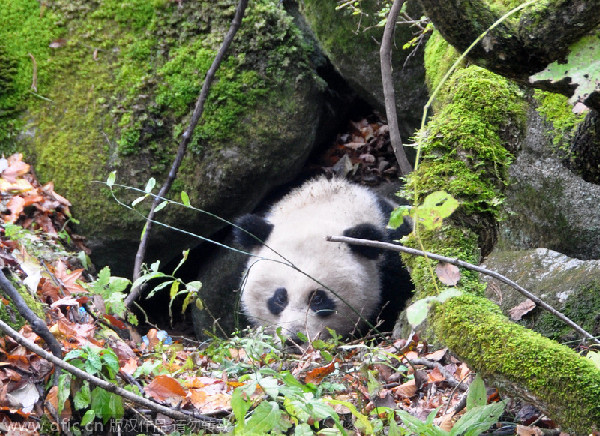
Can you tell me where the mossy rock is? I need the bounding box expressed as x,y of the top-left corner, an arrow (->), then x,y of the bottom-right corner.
2,0 -> 326,275
482,248 -> 600,342
299,0 -> 428,137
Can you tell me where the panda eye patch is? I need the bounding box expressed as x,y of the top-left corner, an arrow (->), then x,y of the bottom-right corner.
308,290 -> 335,317
267,287 -> 288,315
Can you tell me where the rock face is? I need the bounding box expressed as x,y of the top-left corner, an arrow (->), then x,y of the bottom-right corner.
10,0 -> 332,277
298,0 -> 428,138
499,106 -> 600,260
482,248 -> 600,342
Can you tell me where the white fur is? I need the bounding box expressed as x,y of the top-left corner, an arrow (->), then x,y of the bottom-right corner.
240,177 -> 388,339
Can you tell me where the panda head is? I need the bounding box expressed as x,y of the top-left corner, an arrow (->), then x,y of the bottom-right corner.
232,178 -> 392,344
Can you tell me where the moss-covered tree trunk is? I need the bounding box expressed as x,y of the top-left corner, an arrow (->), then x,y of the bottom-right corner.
405,30 -> 600,433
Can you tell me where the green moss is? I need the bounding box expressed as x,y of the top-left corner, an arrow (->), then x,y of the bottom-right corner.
432,294 -> 600,433
423,29 -> 462,97
533,89 -> 585,151
10,0 -> 314,236
0,0 -> 63,151
410,65 -> 526,218
402,225 -> 485,299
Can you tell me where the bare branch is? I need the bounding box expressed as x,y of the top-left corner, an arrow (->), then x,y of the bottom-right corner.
0,269 -> 63,359
126,0 -> 249,308
326,235 -> 600,345
380,0 -> 412,176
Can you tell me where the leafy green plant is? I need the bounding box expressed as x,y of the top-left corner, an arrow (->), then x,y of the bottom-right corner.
61,345 -> 124,425
88,266 -> 133,322
389,190 -> 459,233
232,369 -> 346,435
396,374 -> 505,435
132,250 -> 202,323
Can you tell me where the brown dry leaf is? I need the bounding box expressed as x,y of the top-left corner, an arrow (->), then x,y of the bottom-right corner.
121,358 -> 138,375
509,299 -> 536,321
45,385 -> 72,421
54,260 -> 87,294
436,412 -> 455,431
436,262 -> 461,286
145,375 -> 187,406
393,379 -> 416,399
305,361 -> 336,385
517,425 -> 543,436
427,366 -> 446,383
425,348 -> 447,361
4,196 -> 26,223
189,390 -> 231,414
2,154 -> 30,182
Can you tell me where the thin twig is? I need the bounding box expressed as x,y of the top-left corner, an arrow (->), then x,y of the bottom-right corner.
0,317 -> 228,431
326,235 -> 600,345
126,0 -> 249,308
379,0 -> 412,176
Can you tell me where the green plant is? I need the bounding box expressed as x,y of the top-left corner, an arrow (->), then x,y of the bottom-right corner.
88,266 -> 134,323
61,345 -> 125,425
132,250 -> 201,323
232,369 -> 346,435
396,374 -> 506,435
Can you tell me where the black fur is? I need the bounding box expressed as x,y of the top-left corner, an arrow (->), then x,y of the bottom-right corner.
308,289 -> 336,317
343,223 -> 387,259
267,287 -> 288,315
233,214 -> 274,249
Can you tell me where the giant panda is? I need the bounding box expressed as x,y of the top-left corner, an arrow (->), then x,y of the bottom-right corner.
233,176 -> 413,344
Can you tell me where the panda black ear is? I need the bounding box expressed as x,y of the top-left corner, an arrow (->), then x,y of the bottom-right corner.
233,214 -> 274,249
342,223 -> 386,260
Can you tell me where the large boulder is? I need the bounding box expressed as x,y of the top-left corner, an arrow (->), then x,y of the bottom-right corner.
499,102 -> 600,259
5,0 -> 331,276
482,248 -> 600,342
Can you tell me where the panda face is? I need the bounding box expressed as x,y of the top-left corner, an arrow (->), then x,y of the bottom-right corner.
241,248 -> 381,341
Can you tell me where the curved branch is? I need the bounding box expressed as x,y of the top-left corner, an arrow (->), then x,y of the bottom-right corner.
326,235 -> 600,345
380,0 -> 412,176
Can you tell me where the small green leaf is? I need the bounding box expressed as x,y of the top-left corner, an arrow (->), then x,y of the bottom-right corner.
106,171 -> 116,188
181,190 -> 191,206
131,195 -> 147,207
155,200 -> 168,212
436,287 -> 462,303
245,401 -> 281,434
388,205 -> 411,229
170,279 -> 180,299
57,374 -> 72,415
74,381 -> 91,410
466,374 -> 487,410
231,388 -> 251,425
144,177 -> 156,193
587,351 -> 600,369
81,409 -> 96,427
406,297 -> 434,327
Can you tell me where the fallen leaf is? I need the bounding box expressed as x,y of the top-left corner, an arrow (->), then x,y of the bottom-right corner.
393,379 -> 416,399
517,425 -> 543,436
427,367 -> 446,383
145,375 -> 187,406
305,361 -> 336,385
425,348 -> 447,361
509,299 -> 536,321
436,262 -> 461,286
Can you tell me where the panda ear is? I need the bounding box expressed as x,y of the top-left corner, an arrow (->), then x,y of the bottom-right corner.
342,223 -> 386,260
233,214 -> 274,249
